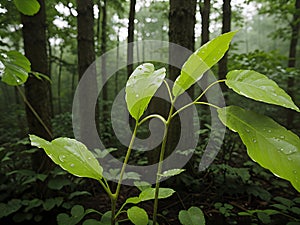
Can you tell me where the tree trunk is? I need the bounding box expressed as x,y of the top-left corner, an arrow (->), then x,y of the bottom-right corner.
286,0 -> 300,128
166,0 -> 197,158
218,0 -> 231,90
21,0 -> 53,172
76,0 -> 99,149
127,0 -> 136,78
199,0 -> 210,45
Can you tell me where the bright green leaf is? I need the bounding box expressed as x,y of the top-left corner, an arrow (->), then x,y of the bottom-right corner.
13,0 -> 40,15
226,70 -> 300,112
125,197 -> 141,205
172,31 -> 237,97
127,206 -> 148,225
29,135 -> 103,181
178,206 -> 205,225
139,187 -> 175,201
0,51 -> 31,86
160,169 -> 185,177
218,106 -> 300,192
125,63 -> 166,121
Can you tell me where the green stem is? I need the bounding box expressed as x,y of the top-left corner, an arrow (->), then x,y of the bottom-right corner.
194,101 -> 220,110
152,102 -> 174,225
171,79 -> 225,118
111,122 -> 139,224
16,85 -> 53,138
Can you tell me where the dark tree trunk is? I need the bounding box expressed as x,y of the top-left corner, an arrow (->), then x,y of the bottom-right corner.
218,0 -> 231,90
166,0 -> 197,159
199,0 -> 210,45
286,0 -> 300,128
127,0 -> 136,78
21,0 -> 53,172
76,0 -> 99,149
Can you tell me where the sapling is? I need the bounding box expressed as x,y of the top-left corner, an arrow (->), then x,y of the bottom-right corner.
1,31 -> 299,225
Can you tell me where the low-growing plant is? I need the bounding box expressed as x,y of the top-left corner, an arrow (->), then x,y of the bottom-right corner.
1,30 -> 299,224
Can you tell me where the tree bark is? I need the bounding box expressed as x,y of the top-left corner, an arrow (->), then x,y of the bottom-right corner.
199,0 -> 210,45
218,0 -> 231,90
76,0 -> 99,149
127,0 -> 136,78
21,0 -> 53,172
286,0 -> 300,128
167,0 -> 197,159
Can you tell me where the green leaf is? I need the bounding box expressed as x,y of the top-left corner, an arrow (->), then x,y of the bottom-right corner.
83,219 -> 103,225
218,106 -> 300,192
0,51 -> 31,86
29,135 -> 103,181
134,181 -> 151,191
127,206 -> 148,225
139,188 -> 175,201
125,197 -> 141,205
13,0 -> 40,15
178,206 -> 205,225
172,31 -> 237,97
125,63 -> 166,121
57,205 -> 86,225
160,169 -> 185,177
0,199 -> 22,218
225,70 -> 300,112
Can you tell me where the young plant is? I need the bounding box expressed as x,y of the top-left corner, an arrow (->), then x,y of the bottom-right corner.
2,31 -> 299,225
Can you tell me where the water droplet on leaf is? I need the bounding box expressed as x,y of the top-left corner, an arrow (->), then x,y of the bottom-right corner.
70,164 -> 75,167
136,94 -> 139,98
59,155 -> 66,162
252,139 -> 257,143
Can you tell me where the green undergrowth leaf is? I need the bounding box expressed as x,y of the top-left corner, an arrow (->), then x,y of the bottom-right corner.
125,63 -> 166,121
13,0 -> 40,15
226,70 -> 300,112
0,51 -> 31,86
179,206 -> 205,225
29,135 -> 103,181
218,106 -> 300,192
127,206 -> 148,225
160,169 -> 185,177
172,31 -> 237,97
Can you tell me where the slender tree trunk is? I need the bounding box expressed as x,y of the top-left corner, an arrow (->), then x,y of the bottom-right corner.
47,37 -> 54,117
218,0 -> 231,91
127,0 -> 136,78
57,46 -> 64,114
76,0 -> 99,149
199,0 -> 210,45
287,0 -> 300,128
21,0 -> 53,172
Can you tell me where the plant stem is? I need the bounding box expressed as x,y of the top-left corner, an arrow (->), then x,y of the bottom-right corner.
171,79 -> 225,118
152,102 -> 174,225
111,122 -> 139,224
16,85 -> 53,138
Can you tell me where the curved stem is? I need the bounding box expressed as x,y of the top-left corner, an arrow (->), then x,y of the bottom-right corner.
138,114 -> 167,127
171,79 -> 225,118
111,122 -> 139,224
163,80 -> 173,103
194,101 -> 220,110
16,85 -> 53,138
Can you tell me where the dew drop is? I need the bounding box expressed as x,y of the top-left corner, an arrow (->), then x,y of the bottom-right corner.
268,130 -> 272,133
59,155 -> 66,162
246,129 -> 250,133
280,135 -> 285,139
293,170 -> 297,174
70,163 -> 75,167
287,157 -> 292,161
252,139 -> 257,143
88,157 -> 92,160
136,94 -> 139,98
